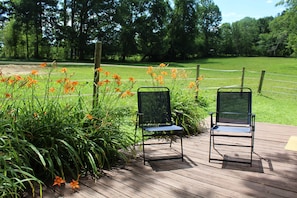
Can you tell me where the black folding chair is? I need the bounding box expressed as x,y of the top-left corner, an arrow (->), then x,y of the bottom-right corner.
135,87 -> 184,164
209,87 -> 255,165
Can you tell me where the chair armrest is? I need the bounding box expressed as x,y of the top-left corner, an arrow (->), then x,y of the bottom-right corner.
135,112 -> 144,128
251,114 -> 256,131
209,112 -> 216,128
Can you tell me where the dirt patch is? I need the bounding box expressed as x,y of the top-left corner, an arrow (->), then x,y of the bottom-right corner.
0,64 -> 42,76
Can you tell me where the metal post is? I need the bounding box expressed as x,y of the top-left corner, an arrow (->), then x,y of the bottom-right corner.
93,42 -> 102,109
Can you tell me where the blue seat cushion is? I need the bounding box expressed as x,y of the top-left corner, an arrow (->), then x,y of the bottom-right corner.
144,125 -> 183,132
212,125 -> 251,133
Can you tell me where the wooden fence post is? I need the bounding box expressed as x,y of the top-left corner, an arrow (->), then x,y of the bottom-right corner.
241,67 -> 245,89
258,70 -> 266,94
93,42 -> 102,109
195,65 -> 200,101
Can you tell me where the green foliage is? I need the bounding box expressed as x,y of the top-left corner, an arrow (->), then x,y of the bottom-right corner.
3,0 -> 297,60
171,91 -> 208,135
0,63 -> 136,196
144,63 -> 209,135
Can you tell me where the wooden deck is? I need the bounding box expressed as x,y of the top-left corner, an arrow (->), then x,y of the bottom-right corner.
40,122 -> 297,198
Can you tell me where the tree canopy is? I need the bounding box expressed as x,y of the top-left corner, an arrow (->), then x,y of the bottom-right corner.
0,0 -> 296,61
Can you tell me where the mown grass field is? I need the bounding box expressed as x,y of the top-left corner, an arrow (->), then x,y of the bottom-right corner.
2,57 -> 296,126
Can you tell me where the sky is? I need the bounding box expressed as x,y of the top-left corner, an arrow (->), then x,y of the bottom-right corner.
213,0 -> 286,24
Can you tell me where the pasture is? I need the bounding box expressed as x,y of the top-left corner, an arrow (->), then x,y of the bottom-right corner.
56,57 -> 297,126
1,57 -> 296,126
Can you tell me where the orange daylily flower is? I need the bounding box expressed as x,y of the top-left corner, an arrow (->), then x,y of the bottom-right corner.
97,81 -> 104,86
115,80 -> 122,86
72,81 -> 79,86
63,80 -> 78,93
188,82 -> 196,89
129,77 -> 135,82
49,87 -> 55,93
159,63 -> 167,67
112,74 -> 121,80
40,62 -> 47,68
14,75 -> 22,81
61,68 -> 67,73
64,83 -> 73,93
155,75 -> 164,84
27,76 -> 38,87
31,70 -> 38,75
5,93 -> 11,98
105,71 -> 110,76
121,90 -> 134,98
115,88 -> 121,92
86,114 -> 93,120
161,71 -> 168,76
1,77 -> 7,82
70,179 -> 80,190
104,79 -> 111,84
147,66 -> 153,75
96,67 -> 103,72
171,73 -> 177,79
53,176 -> 66,187
197,75 -> 204,81
8,79 -> 14,85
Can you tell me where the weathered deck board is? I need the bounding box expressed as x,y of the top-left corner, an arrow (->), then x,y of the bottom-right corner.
38,122 -> 297,198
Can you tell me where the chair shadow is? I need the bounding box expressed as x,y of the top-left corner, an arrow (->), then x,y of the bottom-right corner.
149,156 -> 195,172
221,155 -> 264,173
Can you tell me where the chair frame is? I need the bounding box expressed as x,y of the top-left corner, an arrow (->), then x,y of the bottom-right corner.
135,86 -> 184,164
209,87 -> 255,165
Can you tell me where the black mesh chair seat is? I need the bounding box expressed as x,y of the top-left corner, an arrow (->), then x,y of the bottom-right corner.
135,87 -> 184,164
209,87 -> 255,165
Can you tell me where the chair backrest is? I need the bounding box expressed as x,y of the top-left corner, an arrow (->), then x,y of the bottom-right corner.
137,87 -> 172,126
216,87 -> 252,125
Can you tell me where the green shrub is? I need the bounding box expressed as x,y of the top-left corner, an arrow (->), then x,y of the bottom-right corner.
0,63 -> 135,197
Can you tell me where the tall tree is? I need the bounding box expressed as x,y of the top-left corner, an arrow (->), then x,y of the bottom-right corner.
232,17 -> 259,56
218,23 -> 234,55
267,14 -> 290,56
275,0 -> 297,56
114,0 -> 139,61
135,0 -> 171,61
197,0 -> 221,56
168,0 -> 198,60
11,0 -> 58,58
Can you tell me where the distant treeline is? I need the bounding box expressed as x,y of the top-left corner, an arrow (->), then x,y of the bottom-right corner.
0,0 -> 296,61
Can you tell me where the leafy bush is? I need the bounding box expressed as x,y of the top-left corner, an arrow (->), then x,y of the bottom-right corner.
0,63 -> 135,197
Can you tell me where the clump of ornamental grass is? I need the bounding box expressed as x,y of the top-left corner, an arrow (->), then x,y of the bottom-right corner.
0,62 -> 135,197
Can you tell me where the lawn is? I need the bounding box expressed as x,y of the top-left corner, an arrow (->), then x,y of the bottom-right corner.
49,57 -> 297,126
